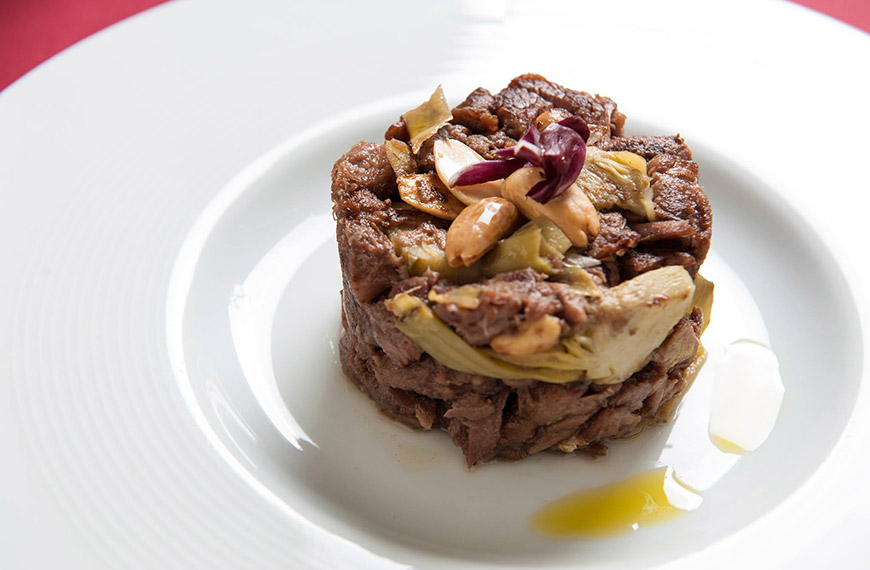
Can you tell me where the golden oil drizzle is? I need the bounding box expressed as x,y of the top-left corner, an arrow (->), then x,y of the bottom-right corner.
709,434 -> 747,455
531,467 -> 702,539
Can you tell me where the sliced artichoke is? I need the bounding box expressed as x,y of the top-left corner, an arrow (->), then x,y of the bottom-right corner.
391,234 -> 480,283
576,148 -> 655,220
386,293 -> 581,383
384,139 -> 417,177
404,85 -> 452,153
557,253 -> 602,297
559,266 -> 695,383
389,266 -> 696,385
482,217 -> 571,277
692,273 -> 714,333
397,173 -> 465,220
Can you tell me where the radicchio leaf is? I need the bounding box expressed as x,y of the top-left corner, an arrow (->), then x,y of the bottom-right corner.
527,123 -> 587,203
557,116 -> 590,142
453,157 -> 527,187
449,115 -> 589,203
495,126 -> 542,162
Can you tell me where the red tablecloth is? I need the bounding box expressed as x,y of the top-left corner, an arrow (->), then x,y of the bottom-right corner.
1,0 -> 868,93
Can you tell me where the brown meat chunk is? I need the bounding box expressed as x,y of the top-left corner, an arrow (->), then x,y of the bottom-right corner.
384,119 -> 409,142
579,407 -> 642,442
445,391 -> 510,466
586,212 -> 641,259
341,288 -> 423,367
631,220 -> 697,243
648,154 -> 712,274
493,85 -> 553,138
651,314 -> 701,370
621,249 -> 697,279
369,352 -> 503,402
430,270 -> 590,345
441,124 -> 517,160
452,87 -> 499,134
508,73 -> 626,138
604,135 -> 693,160
338,325 -> 436,430
331,141 -> 396,201
337,219 -> 408,303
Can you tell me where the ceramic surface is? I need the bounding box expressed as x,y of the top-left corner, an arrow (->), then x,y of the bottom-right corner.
1,1 -> 868,568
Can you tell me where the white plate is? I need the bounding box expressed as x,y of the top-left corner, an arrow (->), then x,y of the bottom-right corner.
2,1 -> 869,569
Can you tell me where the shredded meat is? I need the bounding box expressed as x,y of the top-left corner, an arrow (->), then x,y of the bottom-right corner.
430,269 -> 590,345
330,75 -> 712,467
604,135 -> 692,160
452,87 -> 499,134
586,212 -> 641,260
493,85 -> 554,139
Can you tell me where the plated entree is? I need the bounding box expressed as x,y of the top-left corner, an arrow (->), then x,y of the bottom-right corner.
331,74 -> 712,467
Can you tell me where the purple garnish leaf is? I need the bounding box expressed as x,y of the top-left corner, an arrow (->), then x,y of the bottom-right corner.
529,123 -> 587,203
453,157 -> 527,186
447,118 -> 586,203
557,116 -> 590,142
518,124 -> 542,147
495,125 -> 543,162
526,177 -> 559,202
495,139 -> 542,163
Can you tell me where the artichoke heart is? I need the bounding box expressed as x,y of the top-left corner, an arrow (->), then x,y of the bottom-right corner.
386,293 -> 582,383
397,173 -> 465,221
556,253 -> 603,297
576,148 -> 655,220
384,139 -> 418,178
482,217 -> 571,277
390,234 -> 481,283
404,85 -> 452,153
559,266 -> 695,383
389,266 -> 696,385
692,274 -> 715,334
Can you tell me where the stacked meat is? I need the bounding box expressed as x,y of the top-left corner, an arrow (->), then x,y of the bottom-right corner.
331,74 -> 712,467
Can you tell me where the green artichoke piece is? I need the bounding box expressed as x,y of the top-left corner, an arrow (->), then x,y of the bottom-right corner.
482,217 -> 571,277
384,139 -> 417,177
404,85 -> 452,153
692,273 -> 714,333
576,148 -> 655,220
558,266 -> 695,383
557,253 -> 603,297
395,239 -> 480,283
539,217 -> 573,258
427,285 -> 481,309
386,293 -> 582,383
388,266 -> 696,385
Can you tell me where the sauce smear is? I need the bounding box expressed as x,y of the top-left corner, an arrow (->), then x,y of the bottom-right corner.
532,467 -> 702,539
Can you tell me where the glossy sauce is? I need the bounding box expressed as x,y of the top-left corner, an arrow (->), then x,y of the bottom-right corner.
531,466 -> 702,539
